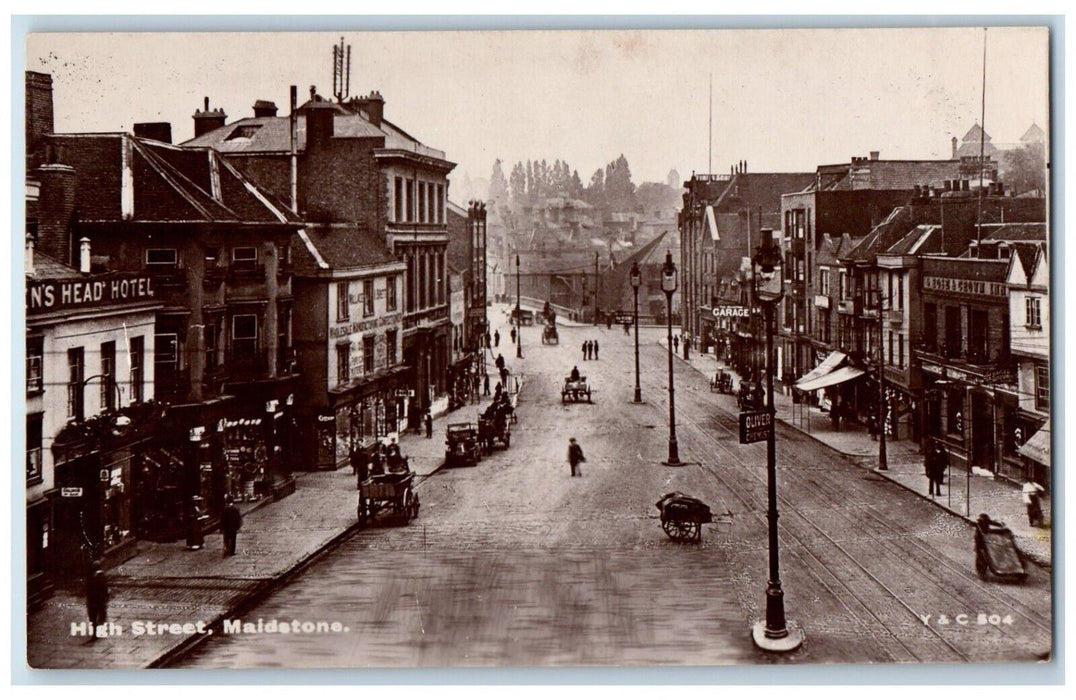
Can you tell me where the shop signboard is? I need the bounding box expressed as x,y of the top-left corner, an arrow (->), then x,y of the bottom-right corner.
739,411 -> 772,444
60,487 -> 83,498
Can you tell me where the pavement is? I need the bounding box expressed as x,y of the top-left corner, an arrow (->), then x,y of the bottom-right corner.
26,339 -> 529,670
660,339 -> 1052,569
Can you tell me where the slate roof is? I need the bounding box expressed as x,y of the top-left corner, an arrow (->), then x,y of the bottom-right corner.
29,251 -> 81,279
183,113 -> 385,153
712,172 -> 816,212
885,224 -> 941,256
49,133 -> 300,226
978,222 -> 1048,242
843,206 -> 919,263
291,225 -> 400,276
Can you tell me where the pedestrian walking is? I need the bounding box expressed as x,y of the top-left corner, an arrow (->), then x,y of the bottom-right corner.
485,331 -> 492,349
499,365 -> 509,388
930,442 -> 949,496
593,339 -> 599,360
683,335 -> 690,360
221,497 -> 242,556
606,316 -> 613,330
567,437 -> 586,477
424,410 -> 433,439
85,560 -> 109,637
510,327 -> 517,344
582,340 -> 589,361
483,374 -> 491,396
673,335 -> 680,353
494,330 -> 500,347
1022,480 -> 1045,527
495,353 -> 505,371
623,322 -> 630,335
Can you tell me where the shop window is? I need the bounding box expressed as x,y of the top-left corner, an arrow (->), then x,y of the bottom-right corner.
232,315 -> 258,357
26,336 -> 43,393
819,269 -> 830,296
1025,296 -> 1042,329
155,333 -> 178,368
146,248 -> 178,267
1035,366 -> 1049,411
419,182 -> 428,223
386,275 -> 398,311
922,303 -> 937,351
337,281 -> 350,321
129,336 -> 144,402
386,330 -> 397,366
67,347 -> 84,420
100,341 -> 116,410
337,342 -> 350,385
205,321 -> 219,371
363,336 -> 375,373
26,413 -> 43,484
363,279 -> 375,317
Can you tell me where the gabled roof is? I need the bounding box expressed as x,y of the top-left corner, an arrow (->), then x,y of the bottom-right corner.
712,172 -> 816,212
885,224 -> 941,256
49,133 -> 301,226
843,206 -> 918,263
962,123 -> 992,143
978,222 -> 1048,242
291,225 -> 400,276
1020,123 -> 1046,144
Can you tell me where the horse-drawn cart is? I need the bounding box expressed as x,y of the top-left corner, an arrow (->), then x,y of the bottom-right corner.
542,324 -> 559,345
357,472 -> 420,525
562,376 -> 592,403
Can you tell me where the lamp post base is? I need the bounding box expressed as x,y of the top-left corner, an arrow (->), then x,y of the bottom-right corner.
751,620 -> 805,653
632,389 -> 643,404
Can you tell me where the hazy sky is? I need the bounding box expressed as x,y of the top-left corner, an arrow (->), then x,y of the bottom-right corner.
26,27 -> 1050,189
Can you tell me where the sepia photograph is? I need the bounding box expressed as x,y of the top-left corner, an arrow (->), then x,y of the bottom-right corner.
17,23 -> 1053,672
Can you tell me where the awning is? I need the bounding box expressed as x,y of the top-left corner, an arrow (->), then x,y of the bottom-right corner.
794,351 -> 847,389
795,366 -> 865,392
1017,419 -> 1050,467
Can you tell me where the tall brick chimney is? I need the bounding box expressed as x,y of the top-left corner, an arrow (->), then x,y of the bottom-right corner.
363,91 -> 384,127
25,71 -> 54,173
36,161 -> 78,264
193,97 -> 227,138
952,136 -> 958,158
302,86 -> 336,149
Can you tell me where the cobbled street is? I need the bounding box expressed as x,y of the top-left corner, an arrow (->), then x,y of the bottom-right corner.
177,310 -> 1052,668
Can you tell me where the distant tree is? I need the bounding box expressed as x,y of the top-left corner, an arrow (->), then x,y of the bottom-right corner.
525,160 -> 535,199
509,161 -> 527,202
604,154 -> 636,212
1002,142 -> 1047,195
489,159 -> 509,205
569,169 -> 585,198
584,168 -> 606,209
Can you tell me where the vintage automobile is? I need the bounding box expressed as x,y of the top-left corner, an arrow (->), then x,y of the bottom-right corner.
444,422 -> 483,467
562,375 -> 592,404
510,307 -> 536,326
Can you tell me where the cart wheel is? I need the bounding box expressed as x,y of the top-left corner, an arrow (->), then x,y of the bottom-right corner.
402,489 -> 414,522
662,518 -> 698,542
975,551 -> 988,580
586,389 -> 592,403
504,433 -> 511,448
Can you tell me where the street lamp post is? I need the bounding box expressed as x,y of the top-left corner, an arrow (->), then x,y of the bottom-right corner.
630,261 -> 642,404
516,253 -> 523,359
660,251 -> 682,466
870,287 -> 889,471
751,229 -> 804,653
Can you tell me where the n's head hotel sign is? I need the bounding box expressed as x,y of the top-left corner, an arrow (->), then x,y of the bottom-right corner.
26,275 -> 155,312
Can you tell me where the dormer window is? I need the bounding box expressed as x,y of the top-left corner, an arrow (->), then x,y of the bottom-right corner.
226,124 -> 262,140
146,248 -> 178,267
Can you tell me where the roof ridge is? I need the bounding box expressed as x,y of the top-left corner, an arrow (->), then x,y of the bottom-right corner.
133,139 -> 236,221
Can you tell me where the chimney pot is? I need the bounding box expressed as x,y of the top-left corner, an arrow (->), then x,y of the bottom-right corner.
79,236 -> 91,274
253,100 -> 278,118
204,96 -> 209,111
25,233 -> 35,276
870,150 -> 879,161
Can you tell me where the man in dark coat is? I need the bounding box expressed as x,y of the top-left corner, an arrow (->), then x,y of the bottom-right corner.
568,437 -> 586,477
483,374 -> 491,396
494,330 -> 500,347
930,442 -> 948,496
593,340 -> 599,360
85,561 -> 109,637
221,498 -> 242,556
424,410 -> 433,439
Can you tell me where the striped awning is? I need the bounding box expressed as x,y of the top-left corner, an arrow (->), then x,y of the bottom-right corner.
795,366 -> 866,392
1017,419 -> 1050,467
794,351 -> 847,390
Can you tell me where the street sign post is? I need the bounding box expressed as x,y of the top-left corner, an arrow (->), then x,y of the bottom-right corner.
60,487 -> 83,498
739,410 -> 772,444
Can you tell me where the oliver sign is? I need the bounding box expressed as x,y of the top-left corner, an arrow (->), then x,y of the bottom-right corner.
739,410 -> 772,444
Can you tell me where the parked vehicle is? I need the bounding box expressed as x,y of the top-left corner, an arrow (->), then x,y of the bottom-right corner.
445,422 -> 483,467
710,370 -> 734,394
511,307 -> 536,326
974,514 -> 1028,582
542,324 -> 559,345
656,492 -> 713,542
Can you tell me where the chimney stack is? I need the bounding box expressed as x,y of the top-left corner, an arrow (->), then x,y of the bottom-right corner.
79,237 -> 91,274
193,97 -> 227,138
133,122 -> 173,143
951,136 -> 958,158
302,86 -> 336,149
870,150 -> 880,161
26,71 -> 55,173
36,162 -> 77,264
362,90 -> 384,128
253,100 -> 278,118
25,233 -> 35,276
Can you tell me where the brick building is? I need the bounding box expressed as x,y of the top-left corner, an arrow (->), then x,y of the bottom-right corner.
184,87 -> 457,428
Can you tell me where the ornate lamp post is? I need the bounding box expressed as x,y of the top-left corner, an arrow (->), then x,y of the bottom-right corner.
630,261 -> 643,404
751,229 -> 804,653
515,253 -> 523,359
660,251 -> 682,466
868,287 -> 889,471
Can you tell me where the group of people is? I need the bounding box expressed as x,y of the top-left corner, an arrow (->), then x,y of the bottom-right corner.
581,339 -> 600,361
